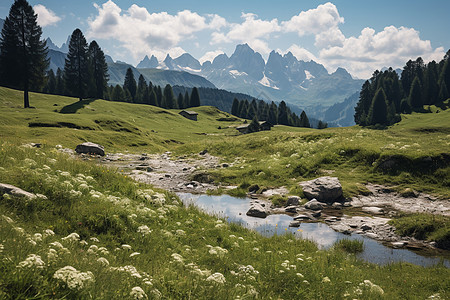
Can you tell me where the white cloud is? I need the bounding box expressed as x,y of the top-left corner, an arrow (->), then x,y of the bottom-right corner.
281,45 -> 318,62
199,50 -> 224,64
33,4 -> 61,27
282,2 -> 344,48
210,12 -> 280,57
87,1 -> 212,62
320,26 -> 445,78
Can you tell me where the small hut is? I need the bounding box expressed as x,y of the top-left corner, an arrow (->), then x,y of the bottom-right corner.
179,110 -> 198,121
258,121 -> 273,131
236,124 -> 250,134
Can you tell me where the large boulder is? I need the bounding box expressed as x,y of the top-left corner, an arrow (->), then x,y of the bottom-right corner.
246,202 -> 268,218
0,183 -> 36,200
75,142 -> 105,156
299,176 -> 343,203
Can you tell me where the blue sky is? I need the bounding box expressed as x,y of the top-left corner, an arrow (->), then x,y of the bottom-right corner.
1,0 -> 449,78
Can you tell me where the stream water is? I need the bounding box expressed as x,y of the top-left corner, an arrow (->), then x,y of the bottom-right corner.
178,193 -> 449,268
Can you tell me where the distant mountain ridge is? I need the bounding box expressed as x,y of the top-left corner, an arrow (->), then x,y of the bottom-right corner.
138,43 -> 364,110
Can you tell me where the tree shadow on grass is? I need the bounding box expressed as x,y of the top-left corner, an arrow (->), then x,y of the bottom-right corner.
59,98 -> 97,114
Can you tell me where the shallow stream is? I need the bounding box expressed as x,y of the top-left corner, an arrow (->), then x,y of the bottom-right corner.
178,193 -> 449,268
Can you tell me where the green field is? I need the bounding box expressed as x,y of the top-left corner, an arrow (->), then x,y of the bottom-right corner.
0,87 -> 449,299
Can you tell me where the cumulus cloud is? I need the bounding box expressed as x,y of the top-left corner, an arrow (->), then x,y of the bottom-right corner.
282,2 -> 344,48
33,4 -> 61,27
87,0 -> 213,62
199,50 -> 225,64
210,12 -> 280,56
320,26 -> 445,78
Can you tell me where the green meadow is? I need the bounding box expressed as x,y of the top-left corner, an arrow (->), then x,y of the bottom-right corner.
0,86 -> 449,299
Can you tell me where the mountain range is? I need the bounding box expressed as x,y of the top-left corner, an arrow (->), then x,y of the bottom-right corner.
137,44 -> 364,111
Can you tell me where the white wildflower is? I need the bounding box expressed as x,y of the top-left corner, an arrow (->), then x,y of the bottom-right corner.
229,234 -> 236,239
130,286 -> 147,299
207,245 -> 228,257
17,254 -> 45,269
43,229 -> 55,237
143,279 -> 153,286
0,243 -> 4,253
122,244 -> 132,250
78,183 -> 90,191
171,253 -> 184,263
111,265 -> 142,278
98,247 -> 109,255
87,245 -> 98,254
85,176 -> 95,182
150,289 -> 162,299
361,280 -> 384,295
137,225 -> 152,235
62,232 -> 80,242
32,233 -> 43,242
50,241 -> 64,249
90,237 -> 100,243
215,223 -> 226,228
253,247 -> 259,252
2,215 -> 15,224
27,238 -> 37,246
322,277 -> 331,283
47,249 -> 58,263
59,171 -> 71,177
53,266 -> 95,290
69,190 -> 82,198
97,257 -> 109,266
428,293 -> 442,299
302,280 -> 310,284
130,252 -> 140,257
296,273 -> 304,278
36,193 -> 48,200
79,240 -> 88,246
13,227 -> 25,235
206,272 -> 226,284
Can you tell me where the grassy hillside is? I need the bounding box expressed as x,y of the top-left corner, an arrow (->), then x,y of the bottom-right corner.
0,86 -> 449,298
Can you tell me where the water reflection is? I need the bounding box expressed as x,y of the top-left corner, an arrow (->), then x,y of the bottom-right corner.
178,193 -> 449,268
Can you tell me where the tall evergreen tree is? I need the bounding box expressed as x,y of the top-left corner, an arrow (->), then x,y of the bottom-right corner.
123,67 -> 137,102
111,84 -> 125,101
64,29 -> 89,101
248,116 -> 260,133
88,40 -> 108,99
408,76 -> 423,109
354,80 -> 372,126
177,93 -> 184,109
438,80 -> 449,102
163,84 -> 176,108
368,88 -> 388,125
148,89 -> 157,106
0,0 -> 48,108
184,91 -> 190,109
156,86 -> 162,107
55,68 -> 64,95
299,111 -> 310,128
277,101 -> 289,125
231,98 -> 239,116
44,69 -> 56,94
136,74 -> 147,103
423,61 -> 439,105
268,101 -> 278,125
190,87 -> 201,107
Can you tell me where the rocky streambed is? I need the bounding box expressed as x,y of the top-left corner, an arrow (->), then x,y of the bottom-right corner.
89,149 -> 449,253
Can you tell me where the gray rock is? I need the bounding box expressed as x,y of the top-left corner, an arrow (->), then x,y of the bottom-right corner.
75,142 -> 105,156
330,224 -> 351,234
285,206 -> 298,213
246,203 -> 268,218
293,214 -> 312,221
311,211 -> 322,218
361,224 -> 372,231
289,221 -> 301,227
0,183 -> 36,200
391,241 -> 407,248
325,217 -> 338,223
304,199 -> 323,211
199,149 -> 208,155
362,207 -> 384,214
286,196 -> 301,206
299,176 -> 343,203
331,202 -> 343,209
365,233 -> 378,239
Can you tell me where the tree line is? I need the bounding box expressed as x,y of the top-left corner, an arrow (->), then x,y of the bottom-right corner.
355,50 -> 450,126
105,67 -> 201,109
230,98 -> 319,128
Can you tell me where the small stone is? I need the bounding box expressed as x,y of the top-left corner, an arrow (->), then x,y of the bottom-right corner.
199,149 -> 208,155
304,199 -> 323,211
286,196 -> 301,206
289,221 -> 301,227
361,224 -> 372,231
285,206 -> 298,213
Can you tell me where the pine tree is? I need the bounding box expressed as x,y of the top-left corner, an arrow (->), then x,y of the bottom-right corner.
44,69 -> 56,94
240,100 -> 249,119
268,101 -> 278,125
231,98 -> 239,116
123,67 -> 137,102
136,74 -> 147,103
317,120 -> 328,129
88,41 -> 108,99
190,87 -> 201,107
111,84 -> 125,101
177,93 -> 184,109
248,116 -> 260,133
368,88 -> 388,125
184,91 -> 190,109
0,0 -> 48,108
408,76 -> 423,109
354,80 -> 372,125
64,29 -> 89,101
424,61 -> 439,105
299,111 -> 310,128
163,84 -> 176,108
438,81 -> 449,102
277,101 -> 289,125
156,86 -> 162,107
55,68 -> 64,95
148,89 -> 157,106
